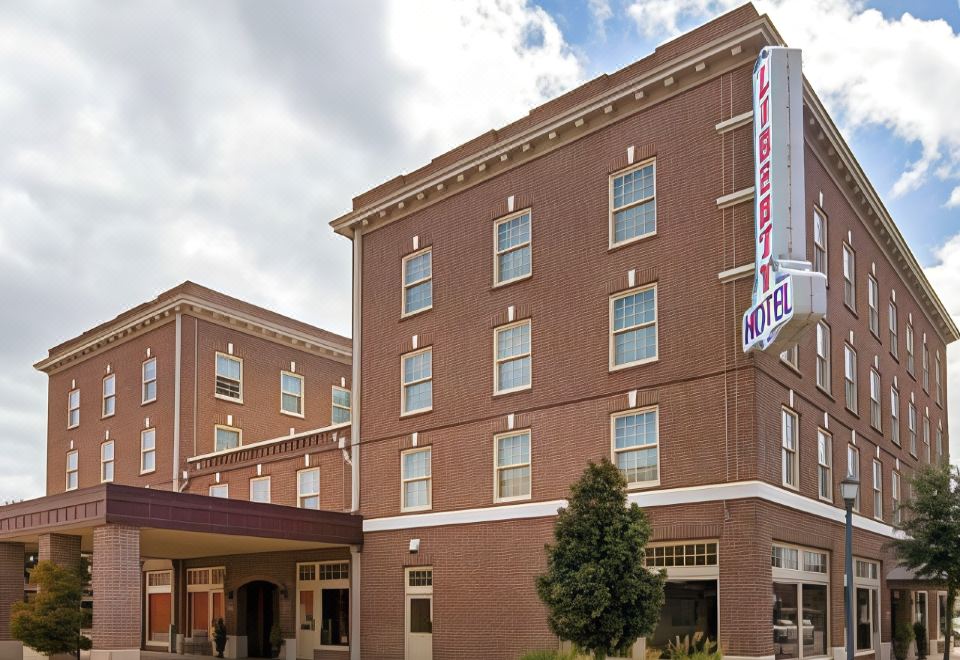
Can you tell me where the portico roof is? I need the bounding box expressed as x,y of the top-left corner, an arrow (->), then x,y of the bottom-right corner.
0,483 -> 362,559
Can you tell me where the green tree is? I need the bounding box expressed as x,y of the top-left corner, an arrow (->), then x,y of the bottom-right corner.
536,459 -> 665,660
11,560 -> 92,660
892,464 -> 960,660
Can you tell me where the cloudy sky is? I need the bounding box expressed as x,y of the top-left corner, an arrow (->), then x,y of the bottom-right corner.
1,0 -> 959,501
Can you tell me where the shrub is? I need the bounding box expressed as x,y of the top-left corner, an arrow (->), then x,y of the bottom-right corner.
914,620 -> 928,660
11,561 -> 91,660
665,633 -> 722,660
213,618 -> 228,658
893,621 -> 915,660
519,651 -> 579,660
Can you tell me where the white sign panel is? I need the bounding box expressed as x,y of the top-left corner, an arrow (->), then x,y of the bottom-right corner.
742,47 -> 826,353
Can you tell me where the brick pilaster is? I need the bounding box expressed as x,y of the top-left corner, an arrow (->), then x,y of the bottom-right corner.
92,524 -> 141,651
38,533 -> 81,571
0,542 -> 25,641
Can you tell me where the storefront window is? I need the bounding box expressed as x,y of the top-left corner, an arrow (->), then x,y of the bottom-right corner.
802,584 -> 828,657
320,588 -> 349,646
774,582 -> 799,660
772,544 -> 830,660
853,559 -> 880,652
856,588 -> 873,650
649,581 -> 718,650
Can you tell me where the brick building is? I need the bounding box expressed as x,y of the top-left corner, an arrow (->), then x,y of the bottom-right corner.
330,4 -> 956,660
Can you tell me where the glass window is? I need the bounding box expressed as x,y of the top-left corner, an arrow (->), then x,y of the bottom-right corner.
937,422 -> 944,463
209,484 -> 228,498
102,374 -> 116,417
495,321 -> 531,393
68,389 -> 80,428
869,370 -> 881,431
645,543 -> 718,568
143,357 -> 158,403
843,244 -> 856,310
813,209 -> 827,276
141,428 -> 156,474
817,430 -> 832,501
648,580 -> 718,651
612,408 -> 659,487
935,353 -> 943,405
773,582 -> 799,660
402,448 -> 431,511
101,441 -> 114,483
802,584 -> 828,658
922,341 -> 930,392
908,403 -> 918,456
332,387 -> 351,424
847,445 -> 860,512
889,302 -> 899,359
66,450 -> 79,490
890,386 -> 901,446
403,249 -> 433,316
250,476 -> 270,503
320,587 -> 349,646
215,426 -> 240,452
611,286 -> 657,368
923,413 -> 931,463
872,460 -> 883,521
867,276 -> 879,336
402,349 -> 433,415
495,431 -> 531,501
816,322 -> 830,393
495,211 -> 531,284
281,372 -> 304,415
906,324 -> 915,375
892,472 -> 902,525
856,587 -> 877,651
844,345 -> 858,414
611,161 -> 656,245
215,353 -> 242,400
780,345 -> 799,369
782,408 -> 798,489
298,468 -> 320,509
771,546 -> 799,570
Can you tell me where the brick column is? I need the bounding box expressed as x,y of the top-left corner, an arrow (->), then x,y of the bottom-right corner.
0,542 -> 25,660
38,533 -> 81,571
91,525 -> 141,660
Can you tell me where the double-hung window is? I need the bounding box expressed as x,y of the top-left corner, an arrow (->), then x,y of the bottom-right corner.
142,357 -> 157,403
68,389 -> 80,428
922,341 -> 930,392
867,276 -> 879,336
813,208 -> 827,276
66,450 -> 79,491
937,422 -> 944,463
817,429 -> 832,501
610,285 -> 657,369
494,211 -> 531,285
906,324 -> 915,375
890,386 -> 901,446
402,248 -> 432,316
908,402 -> 918,456
401,447 -> 432,511
298,468 -> 320,509
888,302 -> 899,358
494,321 -> 531,394
935,353 -> 943,405
842,244 -> 856,310
215,425 -> 241,452
102,374 -> 116,418
869,369 -> 882,431
280,372 -> 304,416
215,353 -> 242,401
923,413 -> 931,463
844,345 -> 858,414
401,348 -> 433,415
611,408 -> 659,488
816,321 -> 831,392
495,431 -> 531,502
872,459 -> 883,521
892,471 -> 902,525
141,428 -> 156,474
781,408 -> 799,489
101,441 -> 115,483
209,484 -> 228,498
610,160 -> 656,247
250,476 -> 271,504
847,444 -> 861,512
332,387 -> 351,424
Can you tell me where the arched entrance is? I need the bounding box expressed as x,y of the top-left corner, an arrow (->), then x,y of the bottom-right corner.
238,581 -> 279,658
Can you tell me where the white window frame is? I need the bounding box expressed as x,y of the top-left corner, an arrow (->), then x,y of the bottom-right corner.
906,324 -> 915,376
847,444 -> 861,512
872,459 -> 883,521
889,302 -> 899,359
208,484 -> 228,498
214,424 -> 242,453
890,386 -> 901,446
922,340 -> 930,393
494,430 -> 531,503
140,428 -> 156,475
908,402 -> 918,457
142,357 -> 158,404
781,407 -> 799,490
297,468 -> 320,509
101,440 -> 115,483
816,321 -> 831,393
280,371 -> 305,417
844,344 -> 858,414
609,158 -> 656,248
493,209 -> 532,286
817,428 -> 832,502
869,369 -> 882,432
66,449 -> 79,491
610,406 -> 660,490
215,352 -> 243,402
923,412 -> 931,463
609,284 -> 658,371
853,558 -> 881,652
935,352 -> 943,405
494,320 -> 532,395
780,344 -> 799,370
402,247 -> 433,317
771,542 -> 831,660
401,348 -> 433,416
937,421 -> 944,463
249,476 -> 271,504
102,374 -> 116,418
401,447 -> 432,512
813,207 -> 828,277
892,471 -> 902,525
332,386 -> 351,425
68,388 -> 80,429
842,243 -> 856,310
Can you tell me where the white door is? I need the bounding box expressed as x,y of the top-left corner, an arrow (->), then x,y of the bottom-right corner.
297,587 -> 317,659
405,594 -> 432,660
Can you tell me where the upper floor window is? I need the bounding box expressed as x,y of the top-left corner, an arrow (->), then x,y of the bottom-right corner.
280,372 -> 304,416
402,248 -> 432,316
494,211 -> 531,285
611,407 -> 659,488
781,408 -> 798,489
401,348 -> 433,416
867,276 -> 879,336
495,431 -> 531,502
102,374 -> 116,418
209,484 -> 228,499
215,353 -> 242,401
923,413 -> 931,463
610,285 -> 657,369
937,422 -> 944,463
101,441 -> 115,483
906,324 -> 915,376
141,429 -> 156,474
872,459 -> 883,521
908,402 -> 918,456
332,386 -> 351,424
935,353 -> 943,405
494,321 -> 531,394
869,369 -> 882,431
847,444 -> 861,512
888,302 -> 899,359
215,425 -> 241,452
779,345 -> 798,370
298,468 -> 320,509
844,344 -> 858,414
890,386 -> 901,446
610,160 -> 656,247
68,389 -> 80,429
142,357 -> 157,404
892,471 -> 902,525
250,476 -> 271,504
922,340 -> 929,392
816,322 -> 831,393
817,429 -> 832,502
842,244 -> 856,310
813,208 -> 827,276
401,447 -> 432,512
66,450 -> 79,491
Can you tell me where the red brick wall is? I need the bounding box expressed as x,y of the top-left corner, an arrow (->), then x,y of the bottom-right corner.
0,542 -> 24,641
38,533 -> 81,570
92,524 -> 141,650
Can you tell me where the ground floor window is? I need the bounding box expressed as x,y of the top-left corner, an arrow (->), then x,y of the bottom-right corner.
405,567 -> 433,660
187,567 -> 225,637
145,570 -> 172,645
646,542 -> 719,655
854,559 -> 880,653
772,544 -> 830,660
297,561 -> 350,657
938,592 -> 948,640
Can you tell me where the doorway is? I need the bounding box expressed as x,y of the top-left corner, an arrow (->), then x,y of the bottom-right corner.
239,581 -> 278,658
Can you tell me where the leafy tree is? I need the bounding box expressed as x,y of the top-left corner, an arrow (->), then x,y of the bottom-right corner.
536,459 -> 665,659
11,560 -> 92,660
892,464 -> 960,660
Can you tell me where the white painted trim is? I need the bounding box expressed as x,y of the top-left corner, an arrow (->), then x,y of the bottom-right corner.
362,479 -> 904,538
714,110 -> 753,133
716,186 -> 755,209
718,263 -> 755,283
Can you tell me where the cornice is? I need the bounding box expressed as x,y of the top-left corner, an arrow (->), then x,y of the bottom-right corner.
188,423 -> 349,475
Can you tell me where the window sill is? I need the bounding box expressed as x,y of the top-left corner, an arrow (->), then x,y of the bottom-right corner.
815,385 -> 835,401
609,356 -> 658,372
141,398 -> 157,406
140,469 -> 156,476
608,230 -> 657,253
400,407 -> 433,419
400,505 -> 432,514
495,494 -> 532,505
493,385 -> 531,397
67,424 -> 79,431
780,360 -> 801,376
215,394 -> 243,404
493,272 -> 532,289
400,306 -> 432,321
818,495 -> 834,505
626,480 -> 660,491
101,413 -> 116,420
280,409 -> 305,419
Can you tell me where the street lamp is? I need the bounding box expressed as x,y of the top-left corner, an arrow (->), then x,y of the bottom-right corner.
841,475 -> 860,660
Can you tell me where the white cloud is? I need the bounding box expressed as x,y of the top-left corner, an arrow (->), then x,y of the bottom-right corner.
588,0 -> 615,39
947,185 -> 960,208
924,235 -> 960,462
625,0 -> 960,204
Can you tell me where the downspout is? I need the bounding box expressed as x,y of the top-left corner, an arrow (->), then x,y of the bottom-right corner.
172,312 -> 182,491
350,225 -> 362,660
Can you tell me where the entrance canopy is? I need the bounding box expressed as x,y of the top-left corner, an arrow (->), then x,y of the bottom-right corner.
0,483 -> 362,558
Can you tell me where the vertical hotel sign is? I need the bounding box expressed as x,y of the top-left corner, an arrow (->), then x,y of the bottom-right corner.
742,47 -> 826,353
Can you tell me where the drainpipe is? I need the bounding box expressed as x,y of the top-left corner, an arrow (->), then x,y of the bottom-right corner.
173,312 -> 182,491
351,225 -> 362,514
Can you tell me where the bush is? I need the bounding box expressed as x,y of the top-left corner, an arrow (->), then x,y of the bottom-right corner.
213,618 -> 227,658
519,651 -> 579,660
914,621 -> 928,660
665,633 -> 722,660
11,561 -> 91,660
893,621 -> 915,660
270,622 -> 283,658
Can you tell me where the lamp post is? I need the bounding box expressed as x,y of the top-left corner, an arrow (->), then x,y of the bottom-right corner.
841,475 -> 860,660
